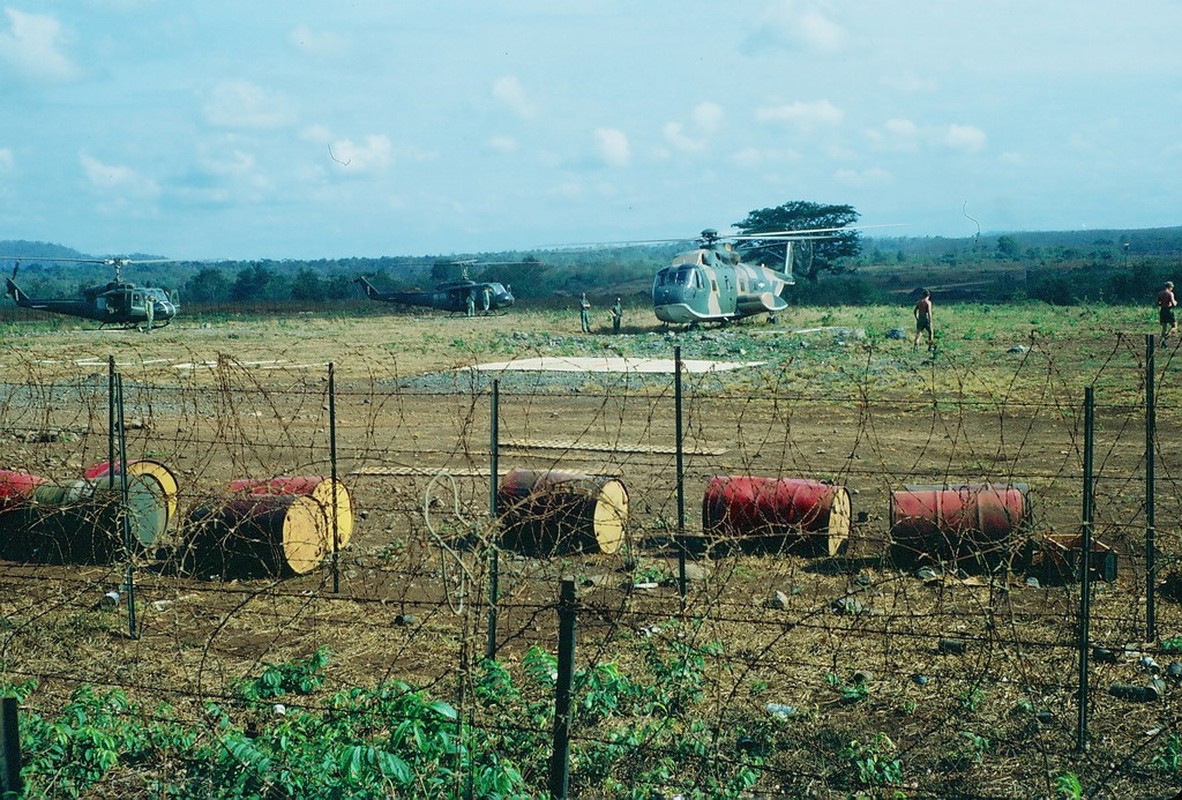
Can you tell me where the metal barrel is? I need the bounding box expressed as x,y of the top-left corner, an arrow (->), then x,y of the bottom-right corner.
227,476 -> 353,549
0,470 -> 48,507
498,468 -> 629,555
83,459 -> 180,527
702,476 -> 851,556
180,493 -> 328,579
0,478 -> 166,564
890,483 -> 1029,566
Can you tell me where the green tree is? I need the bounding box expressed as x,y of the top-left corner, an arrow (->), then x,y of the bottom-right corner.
184,267 -> 231,303
290,267 -> 325,301
996,235 -> 1021,260
733,201 -> 861,282
232,263 -> 276,302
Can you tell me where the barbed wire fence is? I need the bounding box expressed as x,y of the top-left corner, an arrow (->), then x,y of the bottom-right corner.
0,331 -> 1181,797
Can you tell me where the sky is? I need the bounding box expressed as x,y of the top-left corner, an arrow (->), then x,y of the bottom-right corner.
1,1 -> 1180,260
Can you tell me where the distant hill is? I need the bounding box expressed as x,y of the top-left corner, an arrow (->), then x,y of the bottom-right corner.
0,240 -> 92,260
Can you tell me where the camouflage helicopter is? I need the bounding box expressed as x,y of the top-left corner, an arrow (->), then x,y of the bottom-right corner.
354,260 -> 519,315
648,227 -> 871,325
5,257 -> 178,330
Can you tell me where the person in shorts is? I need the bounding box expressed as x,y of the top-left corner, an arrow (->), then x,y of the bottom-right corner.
1158,281 -> 1177,345
913,289 -> 933,351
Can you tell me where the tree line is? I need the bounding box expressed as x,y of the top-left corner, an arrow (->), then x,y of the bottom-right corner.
3,209 -> 1180,310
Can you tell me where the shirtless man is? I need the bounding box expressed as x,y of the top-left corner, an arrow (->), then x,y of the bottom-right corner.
913,289 -> 933,351
1158,281 -> 1177,346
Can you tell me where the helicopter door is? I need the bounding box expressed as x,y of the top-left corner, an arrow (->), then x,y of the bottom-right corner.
714,268 -> 738,317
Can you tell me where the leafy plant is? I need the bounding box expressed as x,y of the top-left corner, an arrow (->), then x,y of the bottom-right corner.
1055,771 -> 1084,799
838,732 -> 903,789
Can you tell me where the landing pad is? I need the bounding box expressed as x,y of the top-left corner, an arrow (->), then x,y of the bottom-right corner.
471,357 -> 764,374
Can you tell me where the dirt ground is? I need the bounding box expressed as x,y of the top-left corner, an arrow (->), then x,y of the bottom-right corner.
2,306 -> 1181,797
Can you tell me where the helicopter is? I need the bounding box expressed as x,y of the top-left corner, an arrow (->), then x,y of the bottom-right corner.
646,228 -> 858,325
5,258 -> 178,330
354,260 -> 517,315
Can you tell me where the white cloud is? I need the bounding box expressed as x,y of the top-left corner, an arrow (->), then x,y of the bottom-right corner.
328,135 -> 394,172
867,119 -> 986,154
203,80 -> 294,129
756,99 -> 843,131
999,151 -> 1025,166
0,9 -> 77,82
79,154 -> 159,197
663,101 -> 725,153
753,2 -> 844,52
663,122 -> 704,153
492,75 -> 536,119
728,146 -> 801,169
693,101 -> 723,133
595,128 -> 630,167
289,24 -> 343,56
835,166 -> 891,187
0,147 -> 13,173
487,136 -> 517,153
943,124 -> 987,153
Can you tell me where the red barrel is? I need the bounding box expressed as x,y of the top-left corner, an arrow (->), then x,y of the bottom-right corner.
181,493 -> 328,579
0,470 -> 48,506
890,484 -> 1029,565
702,476 -> 851,556
227,476 -> 353,549
498,468 -> 628,555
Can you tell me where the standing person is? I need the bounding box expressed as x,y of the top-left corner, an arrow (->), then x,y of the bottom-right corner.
913,289 -> 933,351
579,293 -> 592,333
143,292 -> 154,333
610,297 -> 623,334
1158,281 -> 1177,346
466,289 -> 475,318
481,285 -> 492,313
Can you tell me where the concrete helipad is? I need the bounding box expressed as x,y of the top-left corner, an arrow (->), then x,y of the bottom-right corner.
471,356 -> 764,373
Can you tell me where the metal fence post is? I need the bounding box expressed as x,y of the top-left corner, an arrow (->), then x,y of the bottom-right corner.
0,697 -> 20,795
487,379 -> 500,661
549,579 -> 577,800
674,346 -> 687,611
1077,386 -> 1095,753
1146,335 -> 1157,641
329,362 -> 340,594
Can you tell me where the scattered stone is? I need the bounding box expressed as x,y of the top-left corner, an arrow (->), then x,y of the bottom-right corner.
1008,344 -> 1029,354
393,614 -> 417,626
886,328 -> 908,340
1035,710 -> 1054,725
767,590 -> 791,610
1140,655 -> 1161,674
911,673 -> 929,686
830,596 -> 865,616
765,702 -> 796,719
1167,662 -> 1182,680
1024,576 -> 1041,589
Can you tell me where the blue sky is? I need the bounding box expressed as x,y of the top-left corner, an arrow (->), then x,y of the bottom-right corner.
1,1 -> 1179,260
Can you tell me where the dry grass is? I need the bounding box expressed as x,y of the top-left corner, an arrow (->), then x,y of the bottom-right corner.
1,302 -> 1180,797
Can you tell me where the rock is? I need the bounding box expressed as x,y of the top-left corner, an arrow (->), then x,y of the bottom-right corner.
1008,344 -> 1029,354
886,327 -> 908,340
767,590 -> 791,610
830,596 -> 865,616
